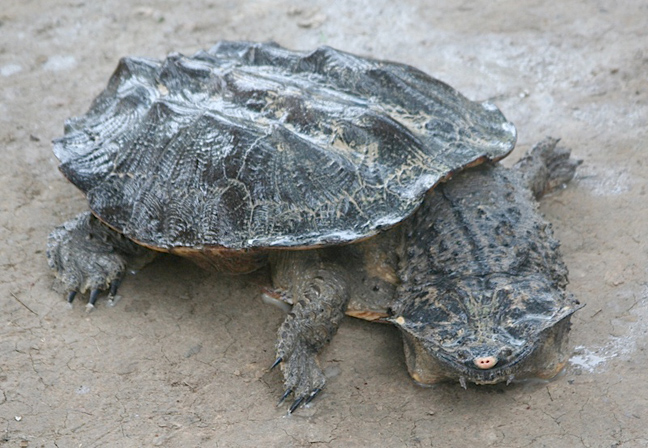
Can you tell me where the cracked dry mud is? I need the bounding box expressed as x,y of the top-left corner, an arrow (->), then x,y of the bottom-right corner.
1,1 -> 647,447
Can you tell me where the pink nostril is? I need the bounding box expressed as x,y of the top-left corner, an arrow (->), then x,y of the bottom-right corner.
474,356 -> 498,370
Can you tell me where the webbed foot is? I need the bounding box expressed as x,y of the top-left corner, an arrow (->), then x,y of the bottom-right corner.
274,338 -> 326,413
47,212 -> 156,309
274,311 -> 328,413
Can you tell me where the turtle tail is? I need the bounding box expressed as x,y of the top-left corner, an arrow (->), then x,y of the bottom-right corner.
513,137 -> 582,199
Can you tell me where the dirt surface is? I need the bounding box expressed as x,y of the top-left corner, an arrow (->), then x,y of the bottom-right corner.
1,1 -> 647,447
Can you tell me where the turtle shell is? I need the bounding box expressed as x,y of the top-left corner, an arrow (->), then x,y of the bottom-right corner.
53,41 -> 516,251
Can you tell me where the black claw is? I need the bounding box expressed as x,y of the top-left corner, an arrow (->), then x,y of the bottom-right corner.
67,291 -> 77,303
277,388 -> 292,406
288,396 -> 304,414
88,289 -> 100,306
304,388 -> 322,405
108,279 -> 121,297
269,357 -> 282,371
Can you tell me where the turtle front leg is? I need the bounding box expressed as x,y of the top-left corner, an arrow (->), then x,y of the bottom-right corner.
270,250 -> 350,413
47,211 -> 157,310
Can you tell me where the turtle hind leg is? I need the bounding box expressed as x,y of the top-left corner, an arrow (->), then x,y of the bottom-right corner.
47,211 -> 156,310
514,137 -> 582,199
270,251 -> 350,413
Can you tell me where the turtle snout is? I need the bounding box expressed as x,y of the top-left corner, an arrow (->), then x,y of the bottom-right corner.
472,346 -> 515,370
474,356 -> 498,369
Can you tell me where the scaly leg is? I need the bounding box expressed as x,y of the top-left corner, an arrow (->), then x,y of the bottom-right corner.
270,249 -> 350,413
47,212 -> 157,310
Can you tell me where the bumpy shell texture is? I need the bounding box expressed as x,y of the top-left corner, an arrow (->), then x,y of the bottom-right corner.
54,41 -> 516,250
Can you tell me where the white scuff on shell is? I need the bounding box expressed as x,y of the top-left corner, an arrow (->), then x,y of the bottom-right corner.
501,121 -> 517,138
480,101 -> 498,111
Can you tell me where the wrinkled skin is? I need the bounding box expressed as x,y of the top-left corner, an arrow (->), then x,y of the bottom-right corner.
388,138 -> 582,387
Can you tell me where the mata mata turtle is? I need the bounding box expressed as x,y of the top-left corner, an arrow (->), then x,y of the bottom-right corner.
47,41 -> 581,412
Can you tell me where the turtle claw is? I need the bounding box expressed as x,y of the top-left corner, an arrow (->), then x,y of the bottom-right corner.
269,357 -> 283,371
277,388 -> 292,406
107,280 -> 122,307
285,387 -> 322,413
304,388 -> 322,405
108,280 -> 121,297
67,290 -> 77,304
64,286 -> 122,309
288,396 -> 304,414
88,289 -> 101,306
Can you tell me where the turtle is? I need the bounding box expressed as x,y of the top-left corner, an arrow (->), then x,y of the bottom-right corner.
47,41 -> 581,413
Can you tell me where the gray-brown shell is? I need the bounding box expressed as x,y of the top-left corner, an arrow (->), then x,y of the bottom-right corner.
53,41 -> 516,251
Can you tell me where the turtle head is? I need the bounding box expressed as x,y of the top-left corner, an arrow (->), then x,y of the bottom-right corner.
389,276 -> 581,387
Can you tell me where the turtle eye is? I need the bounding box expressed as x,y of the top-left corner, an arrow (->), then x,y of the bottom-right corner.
500,347 -> 513,358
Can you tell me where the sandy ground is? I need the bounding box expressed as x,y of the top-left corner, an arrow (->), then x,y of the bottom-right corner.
1,0 -> 647,447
